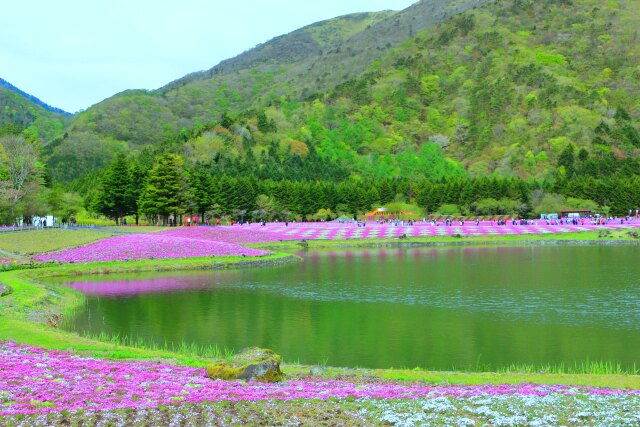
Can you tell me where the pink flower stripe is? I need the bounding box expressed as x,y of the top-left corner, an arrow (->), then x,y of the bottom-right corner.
160,226 -> 284,244
158,221 -> 636,243
28,220 -> 637,264
0,342 -> 637,416
33,233 -> 269,263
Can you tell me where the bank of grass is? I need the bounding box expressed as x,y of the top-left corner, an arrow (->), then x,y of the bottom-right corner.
2,227 -> 640,389
0,253 -> 298,364
251,227 -> 640,251
0,226 -> 173,258
0,228 -> 113,255
34,252 -> 298,278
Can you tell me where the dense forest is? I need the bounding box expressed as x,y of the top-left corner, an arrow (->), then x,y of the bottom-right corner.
1,0 -> 640,224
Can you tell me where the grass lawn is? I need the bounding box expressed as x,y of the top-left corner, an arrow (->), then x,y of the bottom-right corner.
0,228 -> 113,256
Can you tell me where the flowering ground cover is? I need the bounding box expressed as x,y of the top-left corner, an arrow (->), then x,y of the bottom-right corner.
33,233 -> 269,263
28,221 -> 637,265
160,226 -> 286,244
1,342 -> 639,425
161,220 -> 636,243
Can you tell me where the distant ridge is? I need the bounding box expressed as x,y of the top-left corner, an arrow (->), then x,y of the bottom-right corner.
0,78 -> 71,116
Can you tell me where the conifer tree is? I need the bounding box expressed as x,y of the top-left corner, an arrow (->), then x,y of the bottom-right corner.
93,153 -> 136,224
189,163 -> 214,223
138,154 -> 189,225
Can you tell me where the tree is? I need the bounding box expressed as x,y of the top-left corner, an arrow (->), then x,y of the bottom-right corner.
0,135 -> 43,224
128,158 -> 147,224
557,144 -> 576,178
189,163 -> 214,223
48,187 -> 83,224
93,153 -> 137,224
138,154 -> 190,225
253,194 -> 278,221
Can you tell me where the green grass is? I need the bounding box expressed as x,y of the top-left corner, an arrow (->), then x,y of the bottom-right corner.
0,228 -> 113,255
34,252 -> 299,278
498,360 -> 638,375
252,227 -> 640,252
0,253 -> 298,365
80,331 -> 236,361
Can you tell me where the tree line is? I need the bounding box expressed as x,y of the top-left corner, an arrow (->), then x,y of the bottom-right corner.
87,152 -> 638,226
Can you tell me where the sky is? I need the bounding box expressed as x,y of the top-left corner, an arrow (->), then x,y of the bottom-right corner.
1,0 -> 417,113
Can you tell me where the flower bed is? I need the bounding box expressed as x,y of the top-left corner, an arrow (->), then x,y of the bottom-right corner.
160,221 -> 635,243
33,233 -> 269,263
29,221 -> 636,264
160,226 -> 287,244
1,342 -> 639,422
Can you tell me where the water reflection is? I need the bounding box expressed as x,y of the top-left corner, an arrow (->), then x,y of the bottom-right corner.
61,245 -> 640,370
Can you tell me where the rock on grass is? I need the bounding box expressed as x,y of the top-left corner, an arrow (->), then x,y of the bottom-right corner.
0,282 -> 11,297
206,347 -> 283,382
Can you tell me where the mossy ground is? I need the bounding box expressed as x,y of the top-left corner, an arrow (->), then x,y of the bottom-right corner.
0,228 -> 113,257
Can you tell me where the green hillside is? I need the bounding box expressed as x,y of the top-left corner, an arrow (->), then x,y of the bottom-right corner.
160,0 -> 640,183
51,0 -> 640,186
51,0 -> 489,182
0,84 -> 68,143
5,0 -> 640,224
363,0 -> 640,179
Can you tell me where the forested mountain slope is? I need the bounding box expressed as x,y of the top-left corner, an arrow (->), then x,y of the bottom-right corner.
168,0 -> 640,184
50,0 -> 640,187
51,0 -> 489,182
0,78 -> 69,142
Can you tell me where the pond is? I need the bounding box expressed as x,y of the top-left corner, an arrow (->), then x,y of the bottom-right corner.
60,245 -> 640,370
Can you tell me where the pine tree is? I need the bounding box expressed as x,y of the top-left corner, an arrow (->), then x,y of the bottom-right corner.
138,154 -> 189,225
189,163 -> 214,223
93,153 -> 136,224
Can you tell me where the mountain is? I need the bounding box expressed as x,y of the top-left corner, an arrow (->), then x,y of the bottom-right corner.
52,0 -> 640,185
0,78 -> 70,116
160,0 -> 488,102
0,78 -> 70,142
52,0 -> 490,182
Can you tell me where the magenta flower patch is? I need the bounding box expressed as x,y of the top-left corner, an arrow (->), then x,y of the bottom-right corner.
160,221 -> 635,242
0,342 -> 637,416
33,233 -> 269,263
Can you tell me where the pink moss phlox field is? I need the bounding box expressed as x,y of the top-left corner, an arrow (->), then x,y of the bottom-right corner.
160,220 -> 636,243
160,226 -> 287,244
1,342 -> 638,416
29,220 -> 637,263
33,233 -> 269,263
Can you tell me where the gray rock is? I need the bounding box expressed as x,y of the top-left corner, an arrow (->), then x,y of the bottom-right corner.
0,283 -> 11,297
206,347 -> 283,382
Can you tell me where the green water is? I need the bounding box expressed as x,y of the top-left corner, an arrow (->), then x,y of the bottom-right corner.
61,245 -> 640,370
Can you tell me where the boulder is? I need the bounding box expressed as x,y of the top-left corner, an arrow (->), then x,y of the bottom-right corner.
0,283 -> 11,297
206,347 -> 283,382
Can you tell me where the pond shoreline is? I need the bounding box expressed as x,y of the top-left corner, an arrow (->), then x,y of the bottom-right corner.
1,229 -> 640,389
